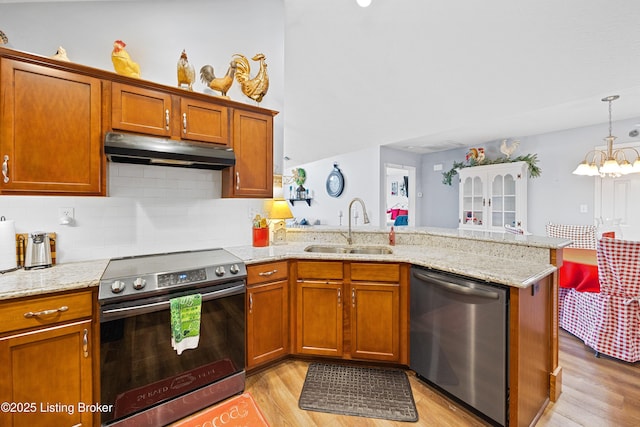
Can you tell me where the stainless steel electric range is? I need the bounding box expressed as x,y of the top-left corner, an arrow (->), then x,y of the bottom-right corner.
97,248 -> 247,427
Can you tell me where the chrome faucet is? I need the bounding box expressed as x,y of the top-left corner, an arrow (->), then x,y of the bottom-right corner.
346,198 -> 370,245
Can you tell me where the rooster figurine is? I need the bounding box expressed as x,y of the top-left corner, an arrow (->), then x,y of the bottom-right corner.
111,40 -> 140,78
233,53 -> 269,103
200,60 -> 237,98
177,50 -> 196,91
50,46 -> 70,62
500,139 -> 520,159
466,147 -> 485,163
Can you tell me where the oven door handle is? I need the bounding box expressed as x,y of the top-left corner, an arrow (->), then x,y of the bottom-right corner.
101,283 -> 245,321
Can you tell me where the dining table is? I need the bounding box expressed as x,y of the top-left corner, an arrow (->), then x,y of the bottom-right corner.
559,247 -> 600,293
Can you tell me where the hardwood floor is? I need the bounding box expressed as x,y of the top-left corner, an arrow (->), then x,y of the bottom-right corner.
245,330 -> 640,426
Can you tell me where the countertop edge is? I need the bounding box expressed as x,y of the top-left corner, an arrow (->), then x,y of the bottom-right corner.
0,241 -> 557,301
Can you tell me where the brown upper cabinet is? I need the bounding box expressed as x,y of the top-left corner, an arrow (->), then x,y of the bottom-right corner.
111,82 -> 230,146
222,109 -> 274,198
0,57 -> 105,195
0,46 -> 277,198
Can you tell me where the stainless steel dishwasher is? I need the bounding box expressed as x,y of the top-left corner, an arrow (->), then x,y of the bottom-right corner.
410,266 -> 508,426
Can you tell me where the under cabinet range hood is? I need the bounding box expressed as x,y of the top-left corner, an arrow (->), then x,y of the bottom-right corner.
104,132 -> 235,170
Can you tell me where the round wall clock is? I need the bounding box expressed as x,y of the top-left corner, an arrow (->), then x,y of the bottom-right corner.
326,163 -> 345,197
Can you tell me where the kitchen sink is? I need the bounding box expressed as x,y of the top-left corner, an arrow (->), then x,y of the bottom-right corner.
303,245 -> 393,255
349,246 -> 393,254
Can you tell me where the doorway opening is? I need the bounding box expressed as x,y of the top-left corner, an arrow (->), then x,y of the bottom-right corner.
384,164 -> 416,227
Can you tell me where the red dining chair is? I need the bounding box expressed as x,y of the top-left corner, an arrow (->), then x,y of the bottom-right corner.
561,238 -> 640,362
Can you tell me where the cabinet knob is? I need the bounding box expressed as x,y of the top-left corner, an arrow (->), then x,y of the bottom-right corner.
236,172 -> 240,190
182,113 -> 187,133
165,109 -> 170,130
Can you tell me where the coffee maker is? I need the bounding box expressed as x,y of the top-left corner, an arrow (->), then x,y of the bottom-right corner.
24,232 -> 52,270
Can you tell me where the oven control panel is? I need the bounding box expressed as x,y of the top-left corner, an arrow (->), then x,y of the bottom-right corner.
158,268 -> 207,288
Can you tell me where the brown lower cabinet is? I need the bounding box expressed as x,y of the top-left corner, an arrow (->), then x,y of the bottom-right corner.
296,279 -> 344,357
293,260 -> 408,363
0,290 -> 96,427
245,260 -> 409,369
246,261 -> 290,369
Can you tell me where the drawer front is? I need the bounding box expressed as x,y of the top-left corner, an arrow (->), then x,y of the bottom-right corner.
0,291 -> 93,335
247,261 -> 288,285
351,263 -> 400,282
297,261 -> 343,280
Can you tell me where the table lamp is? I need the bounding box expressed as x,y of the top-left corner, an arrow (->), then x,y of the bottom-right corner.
268,199 -> 293,244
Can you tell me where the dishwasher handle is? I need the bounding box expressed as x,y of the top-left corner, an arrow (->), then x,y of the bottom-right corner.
412,270 -> 500,300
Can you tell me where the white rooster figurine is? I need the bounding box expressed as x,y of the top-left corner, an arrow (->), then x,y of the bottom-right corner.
49,46 -> 70,62
177,50 -> 196,91
500,139 -> 520,159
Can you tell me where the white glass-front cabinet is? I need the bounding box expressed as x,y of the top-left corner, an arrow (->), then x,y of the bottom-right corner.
458,161 -> 528,233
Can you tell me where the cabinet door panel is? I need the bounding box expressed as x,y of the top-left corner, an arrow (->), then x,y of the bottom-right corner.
0,59 -> 103,194
223,109 -> 273,197
180,98 -> 229,145
296,282 -> 343,356
247,280 -> 288,368
0,320 -> 93,427
111,82 -> 171,136
351,283 -> 400,361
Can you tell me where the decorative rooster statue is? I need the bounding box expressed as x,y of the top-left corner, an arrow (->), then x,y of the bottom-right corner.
50,46 -> 70,62
111,40 -> 140,78
500,139 -> 520,159
177,50 -> 196,91
233,53 -> 269,103
200,60 -> 237,98
466,147 -> 485,163
1,30 -> 9,45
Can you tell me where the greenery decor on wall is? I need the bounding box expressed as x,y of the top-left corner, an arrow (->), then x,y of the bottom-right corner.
442,153 -> 541,186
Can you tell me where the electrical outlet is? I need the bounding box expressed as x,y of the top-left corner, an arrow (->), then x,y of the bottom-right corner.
59,207 -> 74,219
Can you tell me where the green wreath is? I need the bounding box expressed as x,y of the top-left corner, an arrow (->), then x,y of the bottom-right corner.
442,153 -> 541,186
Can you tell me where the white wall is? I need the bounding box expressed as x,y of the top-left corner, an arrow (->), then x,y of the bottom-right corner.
0,0 -> 283,262
286,146 -> 380,227
0,164 -> 265,261
419,117 -> 640,235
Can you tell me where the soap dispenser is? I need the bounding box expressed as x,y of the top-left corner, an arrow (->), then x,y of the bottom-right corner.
389,226 -> 396,246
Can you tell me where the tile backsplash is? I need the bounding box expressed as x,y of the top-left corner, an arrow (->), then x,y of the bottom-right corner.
0,163 -> 265,263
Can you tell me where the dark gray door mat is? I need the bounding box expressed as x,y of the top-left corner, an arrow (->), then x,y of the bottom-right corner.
298,362 -> 419,422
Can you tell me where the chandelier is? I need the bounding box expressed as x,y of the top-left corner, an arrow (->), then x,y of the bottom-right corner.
573,95 -> 640,177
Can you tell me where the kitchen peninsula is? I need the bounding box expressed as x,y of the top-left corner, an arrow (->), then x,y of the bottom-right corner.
0,227 -> 567,427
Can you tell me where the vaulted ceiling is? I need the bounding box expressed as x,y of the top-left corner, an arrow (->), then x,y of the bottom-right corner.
283,0 -> 640,164
3,0 -> 640,166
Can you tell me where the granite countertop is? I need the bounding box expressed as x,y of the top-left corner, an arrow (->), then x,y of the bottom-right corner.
226,242 -> 556,289
0,234 -> 560,300
0,259 -> 109,301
